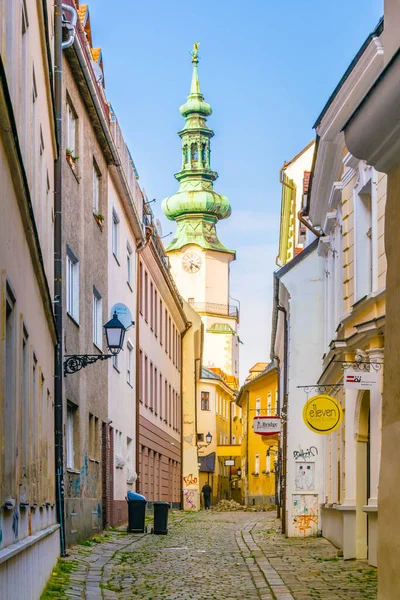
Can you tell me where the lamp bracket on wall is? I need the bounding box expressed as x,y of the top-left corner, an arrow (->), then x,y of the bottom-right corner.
297,384 -> 344,396
64,354 -> 113,376
331,360 -> 383,372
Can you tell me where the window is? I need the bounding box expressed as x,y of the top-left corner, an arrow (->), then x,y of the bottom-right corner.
66,99 -> 76,155
164,379 -> 168,422
89,414 -> 99,460
22,327 -> 29,475
115,429 -> 123,457
20,1 -> 29,159
169,317 -> 172,358
255,397 -> 261,417
127,437 -> 134,483
93,162 -> 100,213
355,180 -> 374,301
150,282 -> 154,330
154,367 -> 158,415
66,403 -> 77,470
154,290 -> 158,336
266,452 -> 271,473
144,356 -> 148,405
255,454 -> 260,475
127,342 -> 133,386
66,247 -> 79,322
160,300 -> 163,345
267,393 -> 272,416
201,391 -> 210,411
112,209 -> 119,260
197,433 -> 204,442
159,372 -> 163,419
232,434 -> 236,445
93,288 -> 102,348
169,385 -> 172,426
139,262 -> 143,314
127,243 -> 132,287
139,350 -> 143,401
145,271 -> 148,321
150,362 -> 153,410
219,432 -> 223,445
112,352 -> 119,371
165,309 -> 168,351
5,286 -> 16,495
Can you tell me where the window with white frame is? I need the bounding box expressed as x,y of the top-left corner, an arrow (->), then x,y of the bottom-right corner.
112,209 -> 119,260
66,248 -> 79,322
66,403 -> 77,470
355,178 -> 374,302
255,397 -> 261,416
112,352 -> 119,371
255,454 -> 260,475
232,434 -> 236,445
93,162 -> 100,214
66,99 -> 76,156
93,288 -> 102,348
127,341 -> 133,385
266,451 -> 271,473
267,393 -> 272,416
219,432 -> 223,445
127,242 -> 132,286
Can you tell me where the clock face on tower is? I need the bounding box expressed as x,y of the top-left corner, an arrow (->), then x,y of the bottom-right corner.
182,251 -> 202,274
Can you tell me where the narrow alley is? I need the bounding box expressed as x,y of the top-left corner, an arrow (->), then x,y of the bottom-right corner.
44,511 -> 377,600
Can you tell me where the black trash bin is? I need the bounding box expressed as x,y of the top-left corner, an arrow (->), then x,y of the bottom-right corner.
153,501 -> 170,535
127,491 -> 147,533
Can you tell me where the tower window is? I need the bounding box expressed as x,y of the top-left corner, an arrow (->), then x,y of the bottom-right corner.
201,144 -> 207,165
183,146 -> 189,164
191,143 -> 198,162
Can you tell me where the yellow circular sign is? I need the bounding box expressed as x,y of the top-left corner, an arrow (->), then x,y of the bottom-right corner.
302,395 -> 343,434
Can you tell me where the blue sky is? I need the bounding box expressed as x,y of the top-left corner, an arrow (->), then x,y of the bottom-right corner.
90,0 -> 382,382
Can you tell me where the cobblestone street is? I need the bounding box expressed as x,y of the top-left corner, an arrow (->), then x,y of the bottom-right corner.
44,511 -> 377,600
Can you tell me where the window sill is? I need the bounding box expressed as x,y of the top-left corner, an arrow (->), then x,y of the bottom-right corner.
66,157 -> 81,184
127,281 -> 133,292
89,458 -> 100,464
113,253 -> 120,266
93,343 -> 103,353
93,214 -> 104,232
127,381 -> 133,389
67,468 -> 80,475
67,313 -> 80,327
113,364 -> 120,373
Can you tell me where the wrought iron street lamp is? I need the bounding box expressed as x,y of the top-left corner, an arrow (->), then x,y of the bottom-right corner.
64,312 -> 130,375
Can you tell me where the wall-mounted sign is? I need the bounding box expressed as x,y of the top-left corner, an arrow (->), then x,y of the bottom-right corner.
110,303 -> 133,329
253,416 -> 281,436
302,395 -> 343,434
224,459 -> 235,466
344,368 -> 379,391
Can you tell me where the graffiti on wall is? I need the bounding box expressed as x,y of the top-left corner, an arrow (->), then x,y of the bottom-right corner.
183,489 -> 198,511
183,473 -> 198,486
293,446 -> 318,460
292,494 -> 318,536
295,463 -> 315,490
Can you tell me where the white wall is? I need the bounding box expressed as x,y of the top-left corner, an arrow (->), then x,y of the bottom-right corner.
280,247 -> 325,537
108,176 -> 138,499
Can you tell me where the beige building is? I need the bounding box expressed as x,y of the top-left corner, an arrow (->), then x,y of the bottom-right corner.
307,19 -> 385,566
137,203 -> 189,505
0,0 -> 60,597
342,2 -> 400,596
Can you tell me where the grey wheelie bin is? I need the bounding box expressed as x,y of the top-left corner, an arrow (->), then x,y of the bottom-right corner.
153,501 -> 170,535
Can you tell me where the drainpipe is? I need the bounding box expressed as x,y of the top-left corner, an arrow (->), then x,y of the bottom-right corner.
277,304 -> 288,535
297,209 -> 323,238
271,355 -> 281,518
61,4 -> 77,50
245,389 -> 249,505
135,256 -> 140,493
180,321 -> 192,508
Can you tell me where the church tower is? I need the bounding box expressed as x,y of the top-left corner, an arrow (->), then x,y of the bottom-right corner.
162,44 -> 239,380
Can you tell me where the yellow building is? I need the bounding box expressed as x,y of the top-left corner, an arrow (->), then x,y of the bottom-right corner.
197,368 -> 241,506
237,363 -> 278,505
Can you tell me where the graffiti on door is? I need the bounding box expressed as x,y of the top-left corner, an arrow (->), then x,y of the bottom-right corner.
292,494 -> 318,536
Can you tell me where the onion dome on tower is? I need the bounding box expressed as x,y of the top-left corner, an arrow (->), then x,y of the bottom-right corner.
162,43 -> 234,254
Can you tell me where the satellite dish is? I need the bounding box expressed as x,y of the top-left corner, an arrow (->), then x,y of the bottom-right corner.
91,60 -> 103,85
110,303 -> 133,329
155,219 -> 163,237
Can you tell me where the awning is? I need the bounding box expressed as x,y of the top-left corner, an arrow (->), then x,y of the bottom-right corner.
199,452 -> 216,473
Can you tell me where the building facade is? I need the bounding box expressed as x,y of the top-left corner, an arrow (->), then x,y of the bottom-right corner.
237,364 -> 278,506
137,211 -> 188,506
62,4 -> 111,544
0,1 -> 60,597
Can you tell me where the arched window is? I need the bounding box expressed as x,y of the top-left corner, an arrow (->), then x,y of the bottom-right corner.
183,146 -> 189,164
201,143 -> 207,165
191,143 -> 198,163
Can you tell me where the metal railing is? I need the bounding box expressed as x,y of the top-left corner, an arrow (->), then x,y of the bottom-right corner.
189,301 -> 239,319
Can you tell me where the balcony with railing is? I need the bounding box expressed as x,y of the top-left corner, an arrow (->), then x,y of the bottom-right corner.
189,301 -> 239,320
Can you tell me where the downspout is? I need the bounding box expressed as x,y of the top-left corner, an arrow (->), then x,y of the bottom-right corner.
271,355 -> 281,517
297,209 -> 323,238
135,255 -> 140,493
277,304 -> 288,535
245,389 -> 249,506
180,321 -> 192,508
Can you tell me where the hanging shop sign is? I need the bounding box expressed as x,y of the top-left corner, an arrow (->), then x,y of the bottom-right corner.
253,415 -> 281,436
344,368 -> 379,391
224,459 -> 235,466
302,395 -> 343,434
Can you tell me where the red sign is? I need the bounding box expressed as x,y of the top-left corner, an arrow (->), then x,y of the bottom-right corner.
253,416 -> 281,437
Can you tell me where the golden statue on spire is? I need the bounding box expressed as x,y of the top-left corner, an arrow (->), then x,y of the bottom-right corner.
191,42 -> 200,64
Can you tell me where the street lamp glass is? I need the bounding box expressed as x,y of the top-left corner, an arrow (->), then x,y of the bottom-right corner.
104,312 -> 126,354
205,432 -> 212,444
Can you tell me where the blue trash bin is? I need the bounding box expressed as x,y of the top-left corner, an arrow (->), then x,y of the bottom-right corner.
127,491 -> 147,533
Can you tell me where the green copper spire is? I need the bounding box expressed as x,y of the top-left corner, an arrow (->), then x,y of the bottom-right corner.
162,44 -> 234,254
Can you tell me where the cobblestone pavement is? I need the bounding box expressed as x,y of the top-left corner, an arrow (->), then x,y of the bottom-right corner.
46,511 -> 377,600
